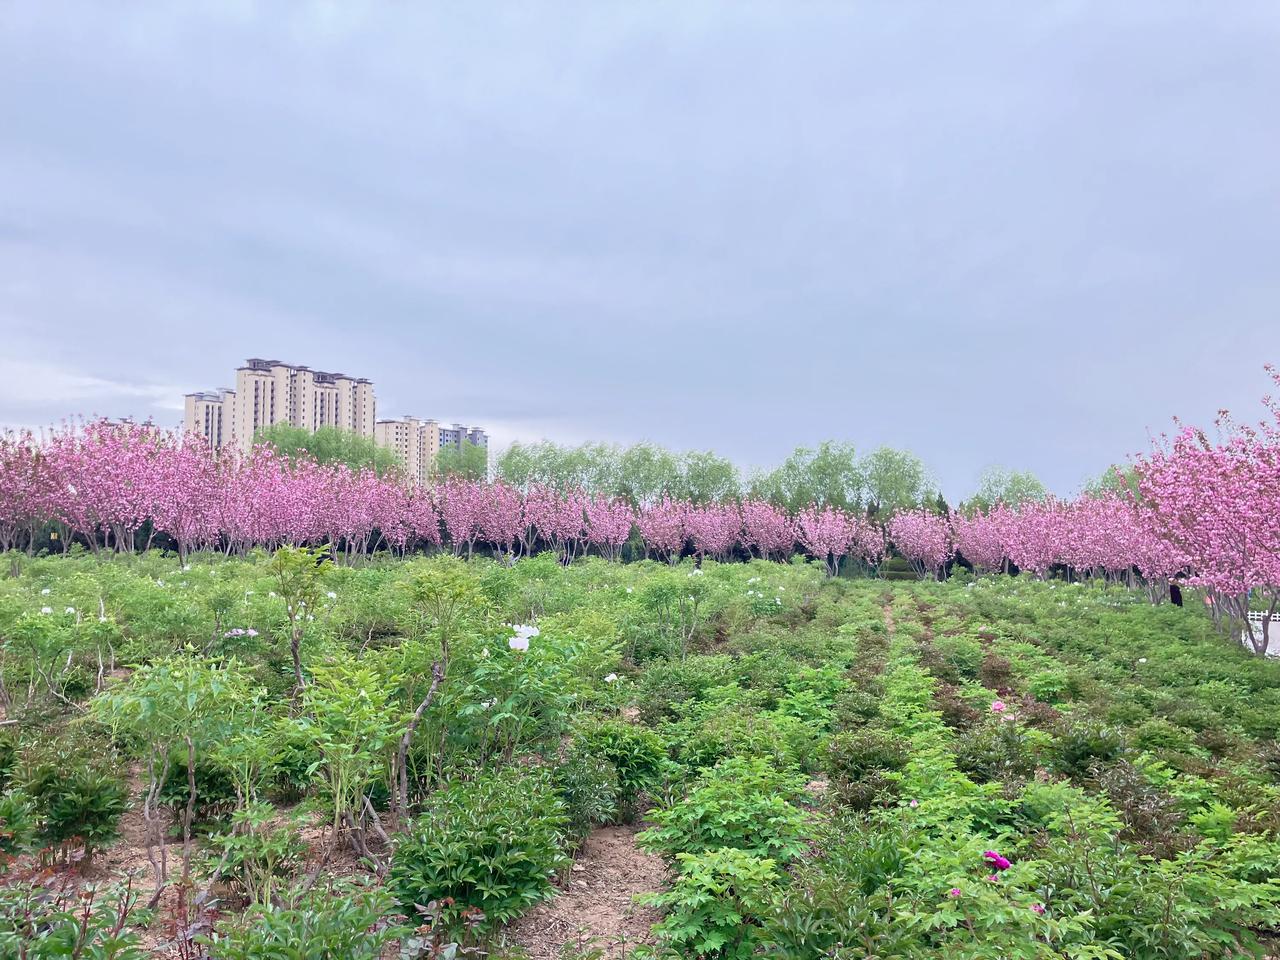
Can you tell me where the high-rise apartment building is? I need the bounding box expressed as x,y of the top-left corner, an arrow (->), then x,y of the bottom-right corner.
184,358 -> 375,453
183,389 -> 235,450
374,416 -> 489,485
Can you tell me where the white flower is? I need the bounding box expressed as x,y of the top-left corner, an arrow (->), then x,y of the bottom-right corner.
510,624 -> 539,640
747,577 -> 759,584
481,698 -> 496,710
481,647 -> 490,658
40,588 -> 50,596
65,606 -> 76,615
625,587 -> 633,594
268,591 -> 277,598
688,569 -> 703,577
156,580 -> 165,587
247,628 -> 259,637
509,635 -> 530,652
326,591 -> 337,599
66,484 -> 77,495
1137,657 -> 1147,664
604,673 -> 618,683
775,597 -> 781,605
40,606 -> 52,614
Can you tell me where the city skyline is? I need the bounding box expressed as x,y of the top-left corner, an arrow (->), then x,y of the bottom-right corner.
183,356 -> 489,477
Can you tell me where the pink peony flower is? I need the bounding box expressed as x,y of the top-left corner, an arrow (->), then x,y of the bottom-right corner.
990,700 -> 1007,713
948,888 -> 962,898
982,850 -> 1012,871
1030,903 -> 1046,915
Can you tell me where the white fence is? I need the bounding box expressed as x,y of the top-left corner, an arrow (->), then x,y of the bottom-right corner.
1241,611 -> 1279,658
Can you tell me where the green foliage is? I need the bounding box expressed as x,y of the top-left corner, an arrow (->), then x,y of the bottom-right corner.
0,878 -> 150,959
954,718 -> 1039,785
389,768 -> 569,932
762,815 -> 919,958
16,741 -> 127,863
4,551 -> 1280,958
203,879 -> 404,959
553,744 -> 620,846
748,441 -> 863,513
574,719 -> 671,821
861,446 -> 938,517
824,727 -> 909,809
256,423 -> 400,476
406,555 -> 482,644
434,439 -> 489,481
158,750 -> 239,824
1051,718 -> 1127,779
296,657 -> 402,834
643,848 -> 778,960
639,756 -> 807,863
962,465 -> 1048,514
0,790 -> 37,863
269,543 -> 334,689
208,801 -> 307,905
495,440 -> 740,504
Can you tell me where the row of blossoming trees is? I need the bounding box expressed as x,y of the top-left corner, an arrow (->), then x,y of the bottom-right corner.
2,369 -> 1279,654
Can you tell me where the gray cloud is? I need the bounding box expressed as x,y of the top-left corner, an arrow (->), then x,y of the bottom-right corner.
2,1 -> 1278,497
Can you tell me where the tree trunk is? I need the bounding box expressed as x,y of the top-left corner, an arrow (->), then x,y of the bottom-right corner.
394,657 -> 447,821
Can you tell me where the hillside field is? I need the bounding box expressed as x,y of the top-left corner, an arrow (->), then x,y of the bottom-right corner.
2,552 -> 1279,958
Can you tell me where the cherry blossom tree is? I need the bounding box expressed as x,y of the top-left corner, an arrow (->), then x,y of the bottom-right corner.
439,479 -> 483,558
585,496 -> 634,561
888,508 -> 952,580
1131,372 -> 1280,655
636,498 -> 687,563
686,503 -> 741,562
739,500 -> 795,561
951,509 -> 1005,575
477,482 -> 524,560
796,506 -> 855,577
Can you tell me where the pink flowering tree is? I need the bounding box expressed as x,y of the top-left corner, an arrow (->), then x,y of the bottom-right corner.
526,484 -> 587,562
686,503 -> 741,562
408,488 -> 442,551
740,499 -> 795,561
888,508 -> 953,580
951,509 -> 1006,575
1131,373 -> 1280,654
477,482 -> 524,560
851,517 -> 887,574
439,479 -> 483,558
1002,499 -> 1067,579
0,430 -> 57,554
636,498 -> 687,563
796,506 -> 855,577
585,496 -> 634,561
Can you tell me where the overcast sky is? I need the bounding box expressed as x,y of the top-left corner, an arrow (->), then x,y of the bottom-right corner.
2,2 -> 1278,498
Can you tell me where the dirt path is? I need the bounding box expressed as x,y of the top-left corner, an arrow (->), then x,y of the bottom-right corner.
504,824 -> 666,958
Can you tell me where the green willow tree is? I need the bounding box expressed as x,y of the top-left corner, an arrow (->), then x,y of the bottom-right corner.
255,424 -> 400,476
961,466 -> 1048,514
434,440 -> 489,481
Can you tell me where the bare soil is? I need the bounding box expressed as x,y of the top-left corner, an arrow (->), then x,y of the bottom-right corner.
503,824 -> 666,959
